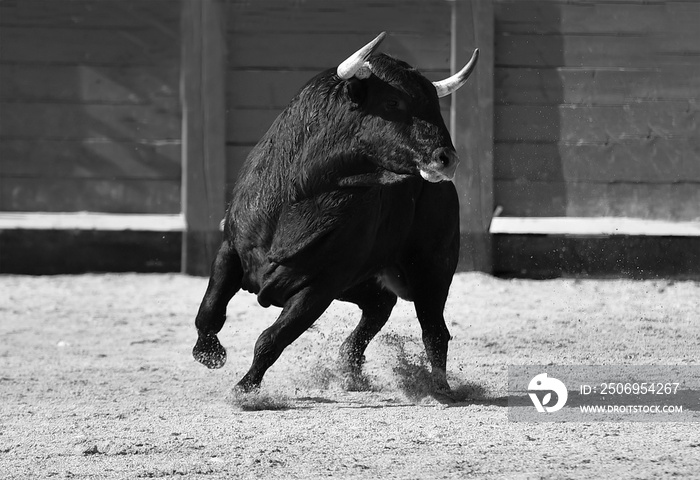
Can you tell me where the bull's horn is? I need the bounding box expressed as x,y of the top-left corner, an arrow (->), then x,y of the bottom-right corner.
337,32 -> 387,79
433,48 -> 479,98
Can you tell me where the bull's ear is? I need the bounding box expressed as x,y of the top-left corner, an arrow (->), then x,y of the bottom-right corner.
345,77 -> 367,106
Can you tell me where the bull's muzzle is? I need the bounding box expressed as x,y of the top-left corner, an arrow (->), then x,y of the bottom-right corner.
420,148 -> 460,183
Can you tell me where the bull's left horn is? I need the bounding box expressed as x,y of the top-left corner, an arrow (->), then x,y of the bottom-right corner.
337,32 -> 387,80
433,48 -> 479,98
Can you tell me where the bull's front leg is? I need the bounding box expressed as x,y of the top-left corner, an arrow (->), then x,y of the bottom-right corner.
193,240 -> 242,369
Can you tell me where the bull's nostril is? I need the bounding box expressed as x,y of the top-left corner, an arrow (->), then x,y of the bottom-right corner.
434,148 -> 457,168
426,148 -> 459,180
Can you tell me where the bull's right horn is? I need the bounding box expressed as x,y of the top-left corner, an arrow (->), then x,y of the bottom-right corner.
433,48 -> 479,98
337,32 -> 387,79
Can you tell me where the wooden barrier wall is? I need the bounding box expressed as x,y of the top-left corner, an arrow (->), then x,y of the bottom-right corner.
493,0 -> 700,221
0,0 -> 182,214
8,0 -> 696,276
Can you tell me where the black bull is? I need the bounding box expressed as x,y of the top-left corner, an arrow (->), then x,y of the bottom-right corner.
192,33 -> 479,397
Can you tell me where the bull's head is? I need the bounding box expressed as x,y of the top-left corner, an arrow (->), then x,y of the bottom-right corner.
334,32 -> 479,183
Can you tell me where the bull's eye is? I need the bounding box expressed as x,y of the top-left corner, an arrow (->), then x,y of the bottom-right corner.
385,98 -> 407,113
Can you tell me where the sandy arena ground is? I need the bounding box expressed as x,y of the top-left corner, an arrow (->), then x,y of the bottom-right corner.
1,272 -> 699,479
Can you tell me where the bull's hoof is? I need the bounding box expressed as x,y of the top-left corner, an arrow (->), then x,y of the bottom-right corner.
234,377 -> 261,393
341,372 -> 373,392
193,332 -> 227,369
430,376 -> 455,403
431,388 -> 457,404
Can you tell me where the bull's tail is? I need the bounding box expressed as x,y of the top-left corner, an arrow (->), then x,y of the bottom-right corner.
193,240 -> 243,369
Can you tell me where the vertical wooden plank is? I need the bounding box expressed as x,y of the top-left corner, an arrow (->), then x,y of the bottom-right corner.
180,0 -> 226,276
451,0 -> 494,272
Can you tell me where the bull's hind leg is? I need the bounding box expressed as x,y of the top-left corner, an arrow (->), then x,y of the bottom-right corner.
193,240 -> 242,369
337,281 -> 397,389
236,288 -> 334,392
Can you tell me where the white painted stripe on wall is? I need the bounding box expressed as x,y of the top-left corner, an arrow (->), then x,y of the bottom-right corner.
490,217 -> 700,237
0,212 -> 186,232
2,213 -> 699,237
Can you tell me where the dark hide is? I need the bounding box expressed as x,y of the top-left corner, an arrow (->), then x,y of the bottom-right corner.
193,53 -> 463,397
